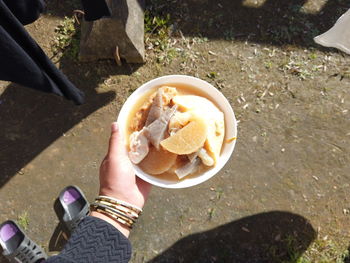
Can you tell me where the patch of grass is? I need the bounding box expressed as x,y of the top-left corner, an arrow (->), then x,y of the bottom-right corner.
208,208 -> 216,221
279,52 -> 324,80
303,238 -> 349,263
278,236 -> 350,263
144,1 -> 209,65
263,234 -> 306,263
215,187 -> 224,200
207,72 -> 218,79
205,72 -> 226,90
128,87 -> 137,96
223,27 -> 236,41
17,211 -> 29,230
144,3 -> 178,65
309,53 -> 318,60
192,36 -> 209,44
52,16 -> 80,61
281,60 -> 312,80
261,234 -> 350,263
144,8 -> 171,47
156,47 -> 177,64
265,61 -> 273,69
284,235 -> 306,263
145,11 -> 171,36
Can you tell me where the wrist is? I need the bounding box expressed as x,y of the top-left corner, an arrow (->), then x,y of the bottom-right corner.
90,211 -> 130,237
99,188 -> 144,210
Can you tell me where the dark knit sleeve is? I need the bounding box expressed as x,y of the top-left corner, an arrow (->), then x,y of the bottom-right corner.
47,216 -> 132,263
80,0 -> 111,21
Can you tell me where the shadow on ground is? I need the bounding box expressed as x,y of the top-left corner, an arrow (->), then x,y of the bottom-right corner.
48,198 -> 72,252
149,211 -> 316,263
46,0 -> 350,50
138,0 -> 350,53
0,211 -> 318,262
1,0 -> 349,187
0,0 -> 142,188
0,56 -> 138,188
146,0 -> 350,49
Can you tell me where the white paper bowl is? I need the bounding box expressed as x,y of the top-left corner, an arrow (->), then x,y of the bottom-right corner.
117,75 -> 237,188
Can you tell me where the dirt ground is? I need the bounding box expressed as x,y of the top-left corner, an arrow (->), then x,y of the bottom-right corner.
1,0 -> 350,262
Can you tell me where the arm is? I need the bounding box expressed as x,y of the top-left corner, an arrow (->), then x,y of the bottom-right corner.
48,122 -> 151,262
47,216 -> 132,263
92,122 -> 151,237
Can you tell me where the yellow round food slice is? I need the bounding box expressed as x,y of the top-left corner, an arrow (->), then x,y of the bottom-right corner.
173,95 -> 225,162
139,146 -> 177,175
160,117 -> 208,155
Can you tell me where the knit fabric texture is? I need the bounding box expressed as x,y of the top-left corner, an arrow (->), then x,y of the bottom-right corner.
47,216 -> 132,263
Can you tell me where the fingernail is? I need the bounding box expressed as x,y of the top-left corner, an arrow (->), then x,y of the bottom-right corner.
111,122 -> 119,132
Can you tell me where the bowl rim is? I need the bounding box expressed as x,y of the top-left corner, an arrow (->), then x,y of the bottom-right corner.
117,74 -> 237,188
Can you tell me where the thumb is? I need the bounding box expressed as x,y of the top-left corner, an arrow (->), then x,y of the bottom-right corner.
107,122 -> 128,158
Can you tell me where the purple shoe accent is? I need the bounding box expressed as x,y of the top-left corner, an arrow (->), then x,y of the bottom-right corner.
0,223 -> 18,242
62,188 -> 81,205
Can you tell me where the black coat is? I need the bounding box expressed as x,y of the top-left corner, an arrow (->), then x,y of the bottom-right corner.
0,0 -> 110,105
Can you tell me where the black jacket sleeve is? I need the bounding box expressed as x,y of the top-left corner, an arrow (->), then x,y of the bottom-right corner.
47,216 -> 132,263
2,0 -> 45,25
0,0 -> 85,105
81,0 -> 111,21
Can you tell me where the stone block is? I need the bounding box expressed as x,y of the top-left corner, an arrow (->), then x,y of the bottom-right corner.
79,0 -> 145,63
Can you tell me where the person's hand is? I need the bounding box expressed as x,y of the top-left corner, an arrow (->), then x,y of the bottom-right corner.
98,122 -> 151,209
91,122 -> 151,236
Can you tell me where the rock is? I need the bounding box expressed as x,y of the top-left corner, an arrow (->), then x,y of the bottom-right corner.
79,0 -> 145,63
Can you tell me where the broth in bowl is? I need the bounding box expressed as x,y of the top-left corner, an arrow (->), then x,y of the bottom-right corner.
126,84 -> 227,181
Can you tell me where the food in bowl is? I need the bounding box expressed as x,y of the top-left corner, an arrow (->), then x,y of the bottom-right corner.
127,84 -> 226,180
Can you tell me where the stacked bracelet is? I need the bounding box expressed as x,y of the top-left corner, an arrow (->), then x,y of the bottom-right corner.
90,196 -> 142,229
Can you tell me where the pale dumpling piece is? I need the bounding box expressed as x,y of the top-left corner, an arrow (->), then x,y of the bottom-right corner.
172,95 -> 225,162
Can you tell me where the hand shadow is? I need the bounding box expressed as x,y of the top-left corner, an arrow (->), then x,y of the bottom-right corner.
149,211 -> 316,263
